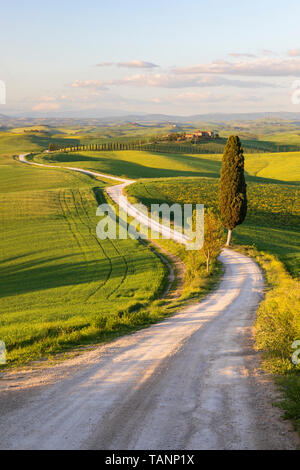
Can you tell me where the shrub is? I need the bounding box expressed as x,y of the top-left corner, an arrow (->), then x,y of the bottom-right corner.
93,315 -> 108,330
127,302 -> 145,313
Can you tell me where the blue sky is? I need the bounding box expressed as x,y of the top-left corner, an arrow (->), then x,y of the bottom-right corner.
1,0 -> 300,116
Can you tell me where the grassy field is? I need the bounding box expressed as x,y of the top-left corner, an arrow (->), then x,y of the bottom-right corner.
34,149 -> 300,182
3,117 -> 300,153
127,177 -> 300,277
34,149 -> 300,276
0,155 -> 167,365
1,126 -> 299,432
1,133 -> 300,364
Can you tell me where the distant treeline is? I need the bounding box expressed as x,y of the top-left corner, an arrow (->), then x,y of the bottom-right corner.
48,139 -> 300,154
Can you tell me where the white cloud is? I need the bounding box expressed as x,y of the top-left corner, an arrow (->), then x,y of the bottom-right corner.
72,80 -> 108,91
175,91 -> 216,102
174,57 -> 300,76
40,96 -> 56,102
117,60 -> 158,68
96,60 -> 158,68
72,73 -> 275,90
288,49 -> 300,57
96,62 -> 114,67
151,97 -> 163,103
150,91 -> 221,106
173,91 -> 262,105
32,102 -> 61,111
229,53 -> 256,58
261,49 -> 278,57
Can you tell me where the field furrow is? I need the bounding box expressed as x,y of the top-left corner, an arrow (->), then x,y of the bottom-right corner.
0,158 -> 166,365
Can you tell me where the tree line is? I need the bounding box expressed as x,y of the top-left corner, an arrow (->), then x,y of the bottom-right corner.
48,140 -> 264,155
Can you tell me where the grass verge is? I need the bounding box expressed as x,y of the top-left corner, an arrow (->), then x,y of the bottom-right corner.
235,245 -> 300,435
0,248 -> 222,370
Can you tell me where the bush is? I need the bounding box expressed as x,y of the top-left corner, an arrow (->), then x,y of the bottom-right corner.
127,302 -> 145,313
93,315 -> 108,330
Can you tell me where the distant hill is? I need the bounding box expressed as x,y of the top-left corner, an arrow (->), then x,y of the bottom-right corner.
2,111 -> 300,127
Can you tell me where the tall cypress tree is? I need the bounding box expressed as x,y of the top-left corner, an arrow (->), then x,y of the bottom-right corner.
218,135 -> 247,246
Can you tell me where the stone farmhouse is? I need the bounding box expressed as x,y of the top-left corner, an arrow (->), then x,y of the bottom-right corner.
185,130 -> 218,139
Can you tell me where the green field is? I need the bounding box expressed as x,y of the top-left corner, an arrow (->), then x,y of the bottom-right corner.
34,149 -> 300,182
33,149 -> 300,276
2,116 -> 300,153
0,155 -> 166,364
127,177 -> 300,277
1,126 -> 300,365
1,121 -> 299,433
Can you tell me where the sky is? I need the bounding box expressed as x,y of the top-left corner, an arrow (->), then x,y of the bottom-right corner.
1,0 -> 300,117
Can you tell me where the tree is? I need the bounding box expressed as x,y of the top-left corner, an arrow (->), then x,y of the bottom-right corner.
202,210 -> 225,273
218,135 -> 247,246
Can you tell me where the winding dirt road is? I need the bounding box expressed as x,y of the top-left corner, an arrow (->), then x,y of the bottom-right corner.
0,155 -> 298,450
18,154 -> 189,244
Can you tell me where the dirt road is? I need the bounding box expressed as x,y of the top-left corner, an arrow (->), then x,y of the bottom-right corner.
18,154 -> 189,244
0,155 -> 297,450
0,248 -> 297,449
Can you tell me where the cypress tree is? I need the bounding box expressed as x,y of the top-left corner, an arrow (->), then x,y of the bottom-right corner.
218,136 -> 247,246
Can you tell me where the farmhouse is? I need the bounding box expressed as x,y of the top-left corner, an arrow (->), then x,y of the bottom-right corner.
161,130 -> 219,142
185,130 -> 218,140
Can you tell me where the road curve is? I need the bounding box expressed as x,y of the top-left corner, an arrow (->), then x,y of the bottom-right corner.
0,155 -> 296,450
18,154 -> 189,244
